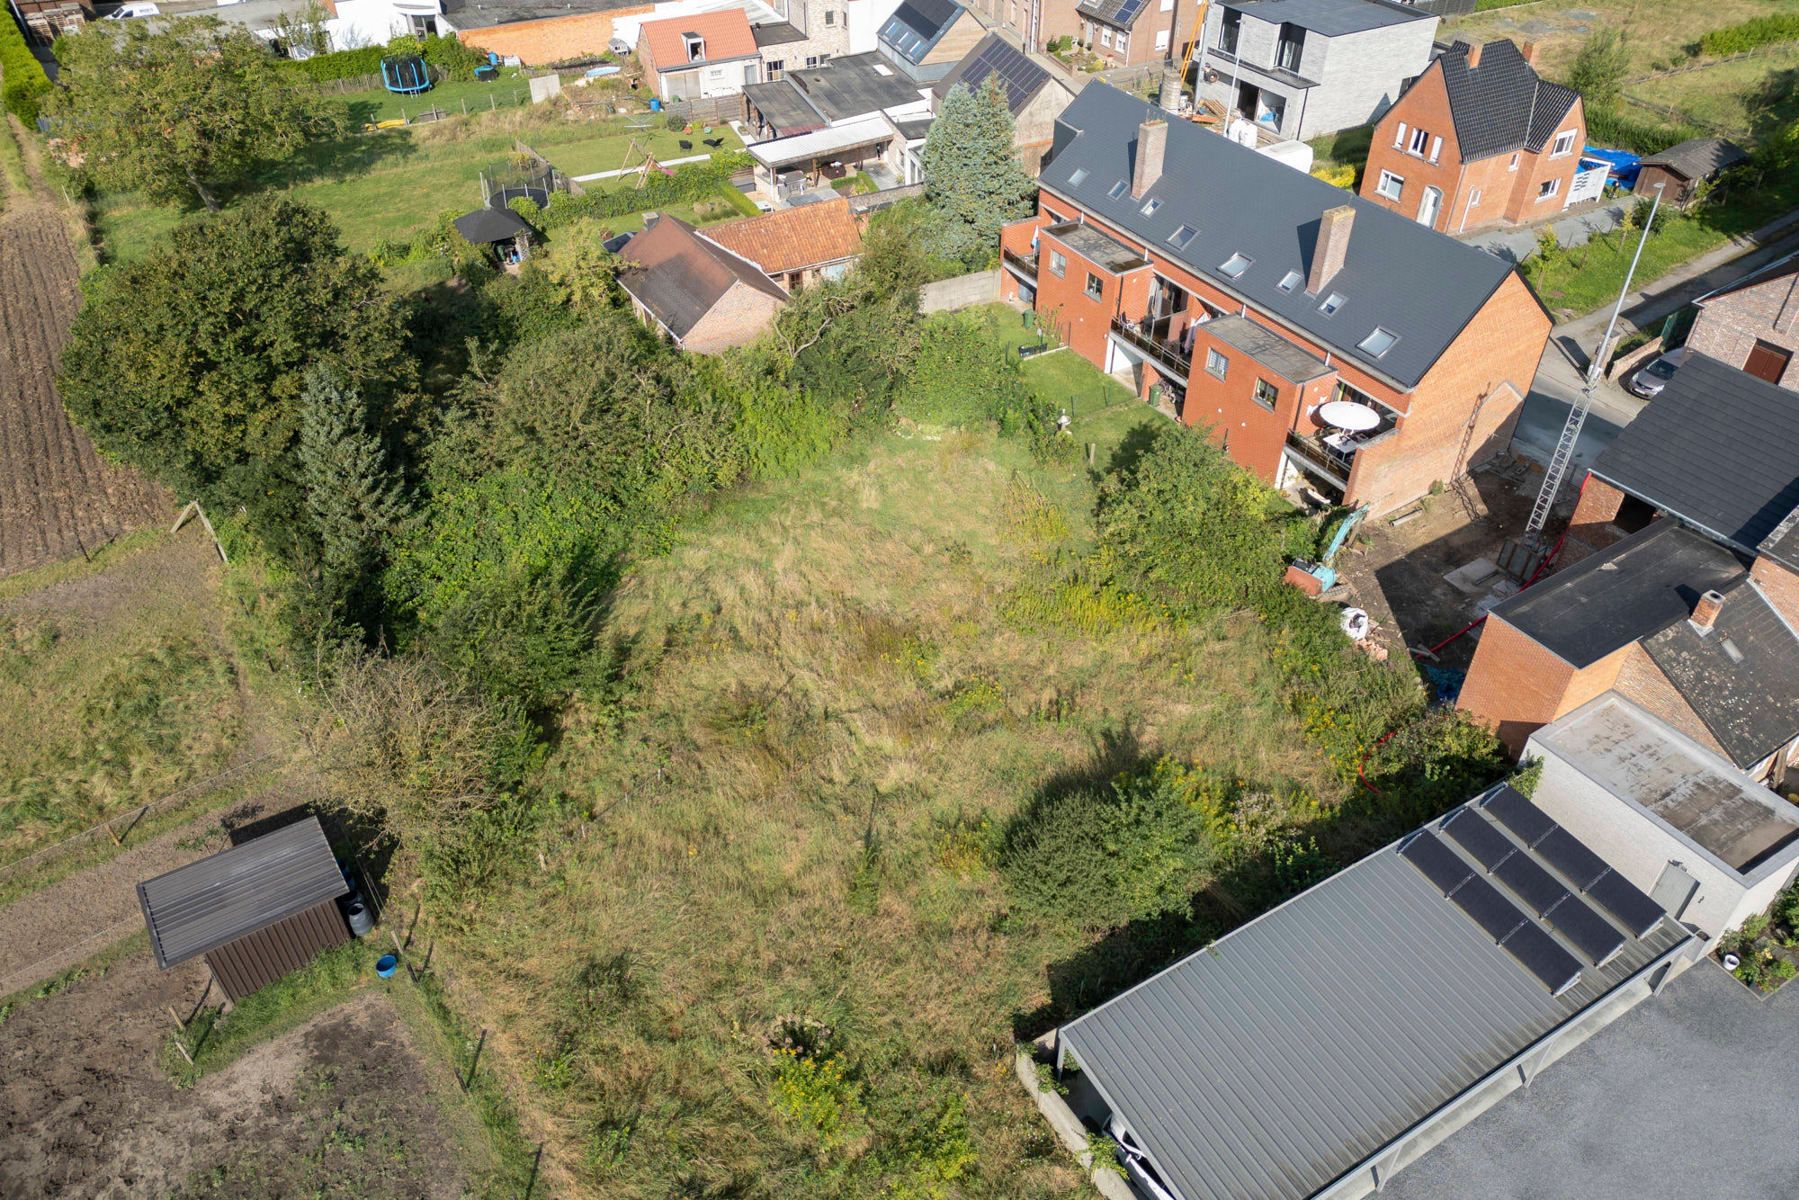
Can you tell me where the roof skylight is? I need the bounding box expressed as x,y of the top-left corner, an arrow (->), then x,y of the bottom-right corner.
1168,224 -> 1198,248
1278,269 -> 1302,292
1358,326 -> 1399,357
1319,292 -> 1346,316
1109,179 -> 1129,199
1069,167 -> 1090,186
1219,252 -> 1252,279
1141,197 -> 1162,216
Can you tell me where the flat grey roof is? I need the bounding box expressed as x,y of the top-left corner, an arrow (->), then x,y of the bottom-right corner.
1045,221 -> 1146,273
1221,0 -> 1432,36
1040,84 -> 1519,390
752,20 -> 808,47
1589,353 -> 1799,555
1386,963 -> 1799,1200
1488,521 -> 1745,668
788,52 -> 925,121
1206,314 -> 1333,382
1533,694 -> 1799,873
137,816 -> 348,970
1059,787 -> 1688,1200
440,0 -> 641,30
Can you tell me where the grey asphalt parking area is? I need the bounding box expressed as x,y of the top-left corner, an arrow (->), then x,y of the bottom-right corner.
1388,962 -> 1799,1200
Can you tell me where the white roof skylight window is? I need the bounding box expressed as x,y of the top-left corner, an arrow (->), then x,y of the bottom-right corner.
1358,327 -> 1399,357
1277,269 -> 1302,292
1319,292 -> 1346,316
1219,253 -> 1252,279
1168,224 -> 1198,248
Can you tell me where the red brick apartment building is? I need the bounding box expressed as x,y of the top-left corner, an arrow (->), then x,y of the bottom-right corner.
999,83 -> 1550,515
1459,355 -> 1799,783
1359,39 -> 1587,235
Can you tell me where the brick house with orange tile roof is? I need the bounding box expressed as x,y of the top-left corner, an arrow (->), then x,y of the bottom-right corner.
701,197 -> 865,288
638,8 -> 764,99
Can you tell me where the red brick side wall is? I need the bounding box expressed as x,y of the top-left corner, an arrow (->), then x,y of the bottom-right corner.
1561,474 -> 1631,564
1751,555 -> 1799,628
1183,325 -> 1338,481
1687,273 -> 1799,391
1457,615 -> 1577,757
680,282 -> 785,354
1362,69 -> 1586,234
457,9 -> 650,65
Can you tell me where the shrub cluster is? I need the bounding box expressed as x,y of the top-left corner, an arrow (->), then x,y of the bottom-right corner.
1584,103 -> 1705,156
1,12 -> 52,124
283,33 -> 482,84
1699,14 -> 1799,57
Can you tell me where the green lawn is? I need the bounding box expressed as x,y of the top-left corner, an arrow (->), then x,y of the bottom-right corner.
91,113 -> 748,265
1626,45 -> 1799,138
337,75 -> 536,126
1306,125 -> 1372,188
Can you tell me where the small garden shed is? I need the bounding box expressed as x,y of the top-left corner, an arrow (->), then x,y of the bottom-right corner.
454,206 -> 534,267
137,815 -> 351,1003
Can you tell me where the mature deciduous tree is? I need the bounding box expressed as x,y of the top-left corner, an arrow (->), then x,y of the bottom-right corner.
50,17 -> 344,210
918,77 -> 1035,265
59,198 -> 413,539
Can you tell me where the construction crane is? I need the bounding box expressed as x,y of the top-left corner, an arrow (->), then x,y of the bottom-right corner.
1524,181 -> 1666,543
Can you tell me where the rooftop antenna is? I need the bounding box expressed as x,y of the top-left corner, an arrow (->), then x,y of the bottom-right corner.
1524,181 -> 1666,546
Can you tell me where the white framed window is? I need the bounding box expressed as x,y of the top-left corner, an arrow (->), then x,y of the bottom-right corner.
1468,188 -> 1482,207
1407,127 -> 1429,156
1538,177 -> 1560,200
1219,252 -> 1252,278
1508,152 -> 1520,172
1049,250 -> 1066,277
1358,327 -> 1398,357
1100,26 -> 1112,47
1253,379 -> 1278,409
1277,269 -> 1302,292
1428,135 -> 1441,163
1551,129 -> 1576,157
1116,33 -> 1128,54
1393,121 -> 1407,149
1319,292 -> 1346,316
1155,28 -> 1170,51
1376,170 -> 1404,201
1206,348 -> 1228,379
1085,272 -> 1104,299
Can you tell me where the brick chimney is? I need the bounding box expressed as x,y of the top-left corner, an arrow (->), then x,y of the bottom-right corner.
1132,118 -> 1168,199
1690,589 -> 1726,634
1466,41 -> 1484,68
1307,205 -> 1354,295
1520,40 -> 1541,69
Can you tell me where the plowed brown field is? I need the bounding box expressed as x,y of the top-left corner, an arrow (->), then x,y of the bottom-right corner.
0,178 -> 167,578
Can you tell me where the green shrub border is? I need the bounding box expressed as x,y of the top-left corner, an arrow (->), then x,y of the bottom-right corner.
1699,14 -> 1799,57
1,10 -> 52,125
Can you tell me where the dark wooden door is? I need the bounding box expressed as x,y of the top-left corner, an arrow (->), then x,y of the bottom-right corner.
1745,339 -> 1792,384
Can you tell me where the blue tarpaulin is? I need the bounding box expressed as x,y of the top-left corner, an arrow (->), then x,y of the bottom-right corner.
1583,146 -> 1641,188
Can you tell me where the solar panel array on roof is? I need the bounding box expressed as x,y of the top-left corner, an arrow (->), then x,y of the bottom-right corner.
1401,788 -> 1672,994
946,35 -> 1050,115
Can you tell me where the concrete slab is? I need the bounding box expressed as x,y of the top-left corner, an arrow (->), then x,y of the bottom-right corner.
1386,963 -> 1799,1200
1443,557 -> 1507,595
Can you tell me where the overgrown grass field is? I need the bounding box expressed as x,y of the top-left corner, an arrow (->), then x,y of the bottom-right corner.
0,532 -> 244,858
435,415 -> 1346,1198
92,107 -> 747,264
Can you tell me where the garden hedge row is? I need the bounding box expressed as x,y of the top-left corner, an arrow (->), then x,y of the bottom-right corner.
1,10 -> 52,125
284,33 -> 482,84
1699,14 -> 1799,57
1585,102 -> 1704,156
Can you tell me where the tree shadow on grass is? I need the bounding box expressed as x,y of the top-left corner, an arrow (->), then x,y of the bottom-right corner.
238,126 -> 423,196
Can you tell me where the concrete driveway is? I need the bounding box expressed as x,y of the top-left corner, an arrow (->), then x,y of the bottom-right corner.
1387,962 -> 1799,1200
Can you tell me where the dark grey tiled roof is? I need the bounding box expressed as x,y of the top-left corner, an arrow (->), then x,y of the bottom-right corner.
1060,785 -> 1689,1200
1045,221 -> 1146,272
453,207 -> 532,245
1490,522 -> 1745,669
1206,314 -> 1332,382
1220,0 -> 1432,36
1040,84 -> 1518,389
1439,40 -> 1580,161
138,816 -> 348,969
1641,137 -> 1748,182
618,217 -> 787,340
1643,580 -> 1799,769
1589,354 -> 1799,554
933,33 -> 1053,115
880,0 -> 962,63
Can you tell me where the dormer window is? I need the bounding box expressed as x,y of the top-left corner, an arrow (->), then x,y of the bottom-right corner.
683,33 -> 705,61
1278,269 -> 1302,292
1319,292 -> 1346,316
1219,252 -> 1252,278
1358,327 -> 1398,357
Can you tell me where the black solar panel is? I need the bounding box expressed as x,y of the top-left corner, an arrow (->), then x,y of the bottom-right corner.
1545,894 -> 1628,965
1535,828 -> 1610,891
1481,785 -> 1556,847
1501,921 -> 1584,995
1112,0 -> 1150,25
961,39 -> 1049,114
1448,875 -> 1528,944
1588,870 -> 1666,938
1441,809 -> 1517,871
1493,853 -> 1568,917
1399,830 -> 1473,896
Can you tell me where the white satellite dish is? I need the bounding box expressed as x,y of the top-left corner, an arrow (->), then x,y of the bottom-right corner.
1317,400 -> 1380,432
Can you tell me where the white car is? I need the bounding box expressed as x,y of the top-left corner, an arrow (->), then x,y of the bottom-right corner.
105,2 -> 160,17
1628,347 -> 1691,399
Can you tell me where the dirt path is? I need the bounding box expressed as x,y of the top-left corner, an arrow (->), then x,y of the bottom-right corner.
0,783 -> 315,997
1,965 -> 471,1200
0,117 -> 166,579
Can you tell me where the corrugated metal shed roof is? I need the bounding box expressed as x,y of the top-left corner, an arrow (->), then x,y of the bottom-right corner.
1059,789 -> 1689,1200
1588,353 -> 1799,554
1039,84 -> 1518,390
138,816 -> 348,970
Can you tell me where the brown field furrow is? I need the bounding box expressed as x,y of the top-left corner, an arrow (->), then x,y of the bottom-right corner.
0,203 -> 168,577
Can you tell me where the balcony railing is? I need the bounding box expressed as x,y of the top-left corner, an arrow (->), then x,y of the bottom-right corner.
1109,314 -> 1191,376
1001,247 -> 1038,278
1284,431 -> 1354,488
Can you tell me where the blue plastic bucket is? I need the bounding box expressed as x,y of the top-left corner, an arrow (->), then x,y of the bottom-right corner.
376,954 -> 399,978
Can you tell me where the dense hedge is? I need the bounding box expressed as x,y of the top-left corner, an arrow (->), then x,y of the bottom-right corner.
1699,14 -> 1799,57
285,33 -> 482,84
1585,103 -> 1705,156
1,10 -> 52,124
